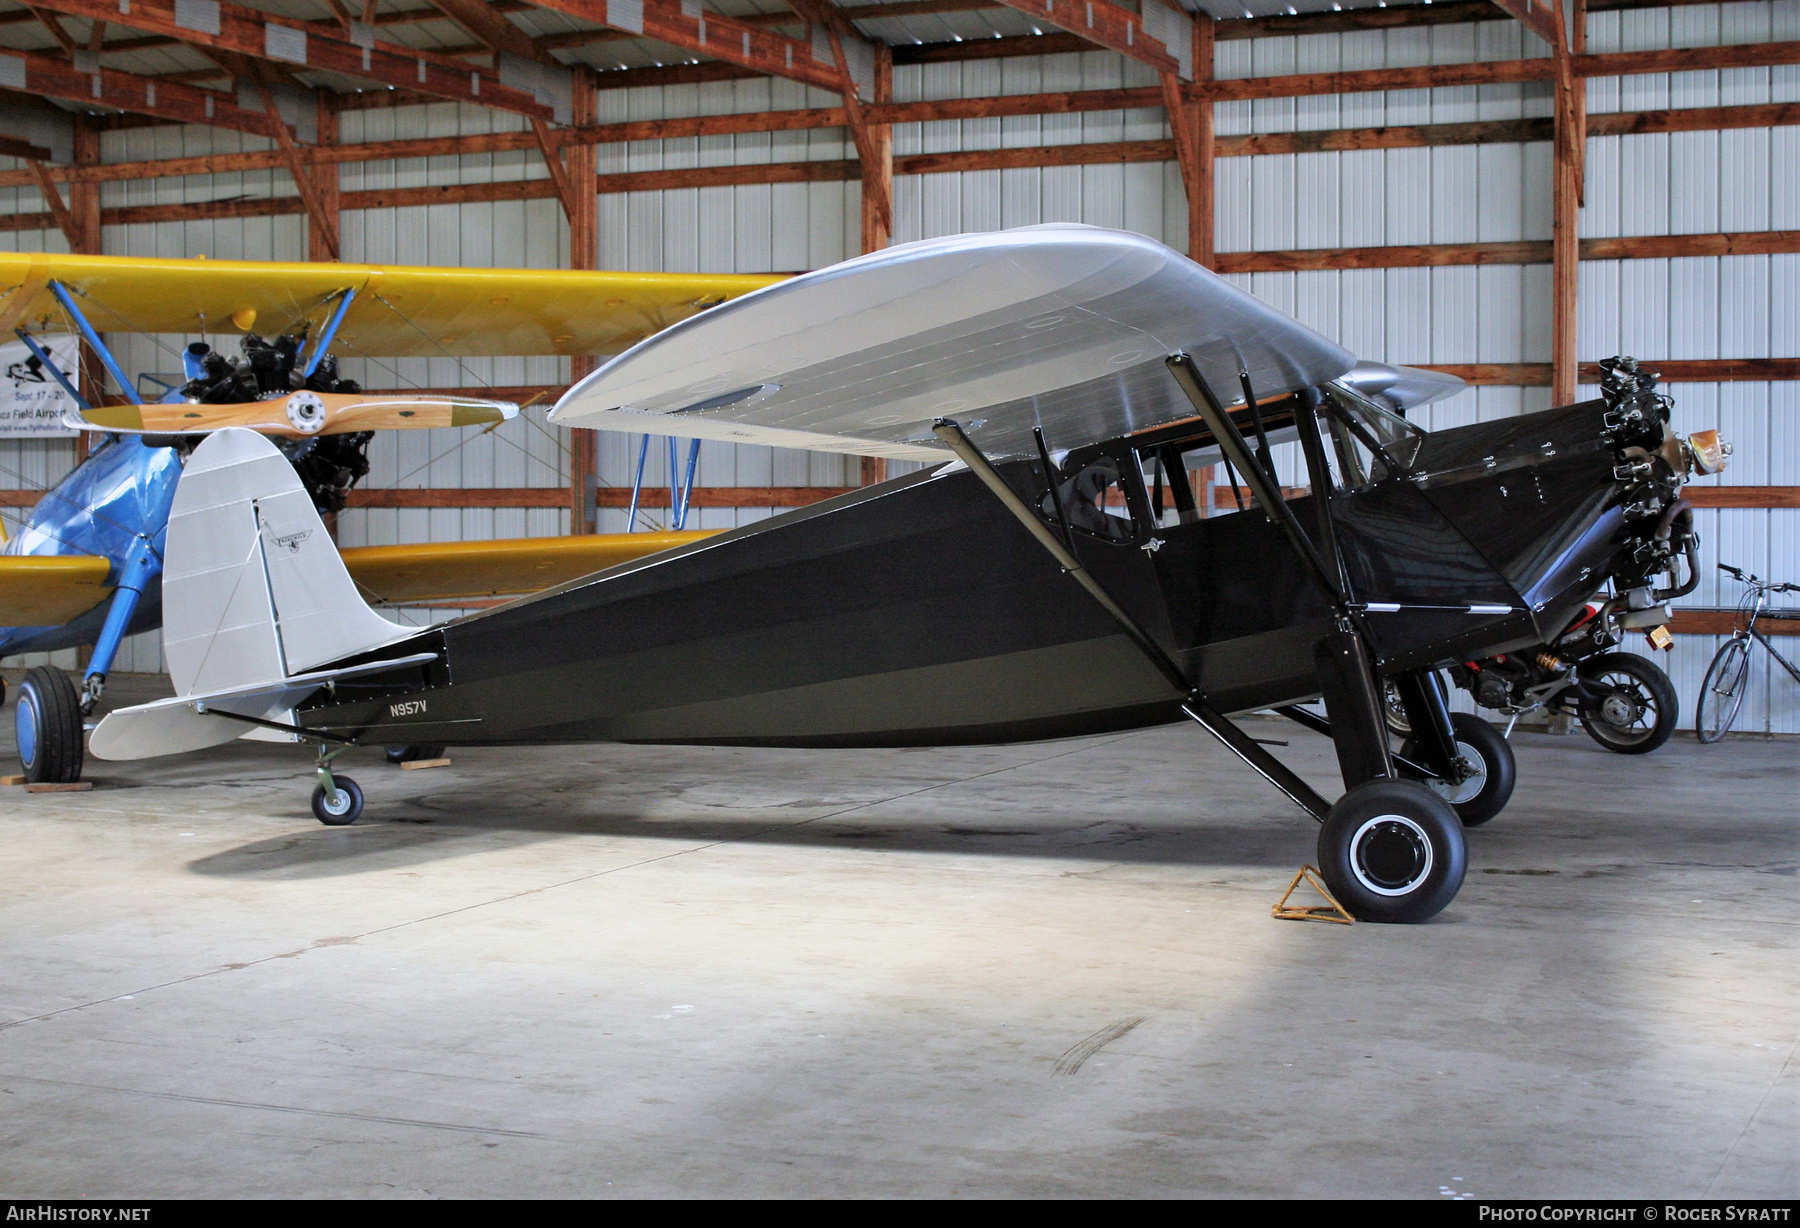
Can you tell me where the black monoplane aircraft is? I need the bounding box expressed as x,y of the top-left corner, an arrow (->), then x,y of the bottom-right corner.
92,226 -> 1722,923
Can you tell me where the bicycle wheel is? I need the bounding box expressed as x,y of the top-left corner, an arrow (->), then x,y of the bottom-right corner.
1696,636 -> 1752,744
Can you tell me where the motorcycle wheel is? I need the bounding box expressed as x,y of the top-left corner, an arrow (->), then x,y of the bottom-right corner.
1577,652 -> 1678,755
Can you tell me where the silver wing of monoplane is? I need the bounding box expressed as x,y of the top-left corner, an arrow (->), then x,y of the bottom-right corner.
550,224 -> 1356,461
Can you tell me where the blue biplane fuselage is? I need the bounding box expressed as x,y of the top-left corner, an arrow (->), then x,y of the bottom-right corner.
1,434 -> 180,660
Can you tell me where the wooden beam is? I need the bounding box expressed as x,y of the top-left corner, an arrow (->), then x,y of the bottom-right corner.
422,0 -> 545,62
20,0 -> 550,119
1670,608 -> 1800,636
531,117 -> 583,224
524,0 -> 844,94
566,68 -> 598,536
343,486 -> 858,508
13,100 -> 1791,194
1552,0 -> 1584,405
23,4 -> 79,55
863,40 -> 893,252
987,0 -> 1185,77
0,46 -> 289,136
24,159 -> 80,251
309,89 -> 340,262
1193,14 -> 1215,268
0,136 -> 54,161
789,0 -> 890,249
1216,232 -> 1800,273
1417,360 -> 1800,385
1683,487 -> 1800,510
1487,0 -> 1562,47
254,74 -> 339,261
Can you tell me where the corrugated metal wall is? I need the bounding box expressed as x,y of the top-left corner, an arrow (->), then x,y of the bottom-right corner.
1,0 -> 1794,728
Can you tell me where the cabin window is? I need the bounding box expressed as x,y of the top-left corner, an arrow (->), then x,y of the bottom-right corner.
1043,457 -> 1139,543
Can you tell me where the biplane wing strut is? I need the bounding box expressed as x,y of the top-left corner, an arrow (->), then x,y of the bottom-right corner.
931,416 -> 1334,823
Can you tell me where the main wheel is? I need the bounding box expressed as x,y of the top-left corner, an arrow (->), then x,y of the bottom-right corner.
1578,651 -> 1678,754
385,744 -> 447,764
311,776 -> 364,826
1401,712 -> 1516,827
1695,638 -> 1751,745
1317,779 -> 1467,924
15,666 -> 83,784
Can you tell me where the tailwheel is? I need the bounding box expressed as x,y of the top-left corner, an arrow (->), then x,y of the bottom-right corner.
1401,712 -> 1516,827
1318,779 -> 1467,923
16,666 -> 84,784
311,775 -> 364,826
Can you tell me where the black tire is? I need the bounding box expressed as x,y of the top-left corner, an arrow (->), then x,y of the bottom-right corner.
1695,637 -> 1751,745
1578,651 -> 1678,754
385,744 -> 447,765
15,666 -> 83,784
1400,712 -> 1516,827
1317,779 -> 1467,924
311,776 -> 364,825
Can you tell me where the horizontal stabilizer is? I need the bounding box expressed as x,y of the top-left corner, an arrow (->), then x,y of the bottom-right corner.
90,652 -> 438,761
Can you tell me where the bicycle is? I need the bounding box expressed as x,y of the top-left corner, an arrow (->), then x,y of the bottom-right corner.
1695,564 -> 1800,743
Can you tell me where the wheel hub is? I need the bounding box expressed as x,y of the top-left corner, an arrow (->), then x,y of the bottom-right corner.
1350,814 -> 1434,896
1600,693 -> 1640,727
1424,740 -> 1487,806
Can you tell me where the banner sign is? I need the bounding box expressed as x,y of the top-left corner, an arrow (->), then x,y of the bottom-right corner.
0,335 -> 81,437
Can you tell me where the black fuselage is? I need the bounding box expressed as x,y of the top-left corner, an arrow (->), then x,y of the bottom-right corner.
301,399 -> 1638,750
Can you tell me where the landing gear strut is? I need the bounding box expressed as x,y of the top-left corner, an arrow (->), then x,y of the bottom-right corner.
311,745 -> 363,825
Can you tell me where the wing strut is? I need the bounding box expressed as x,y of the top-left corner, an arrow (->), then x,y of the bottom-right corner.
1166,354 -> 1396,788
931,417 -> 1331,822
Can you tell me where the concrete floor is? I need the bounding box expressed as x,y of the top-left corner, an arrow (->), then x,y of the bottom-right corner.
0,671 -> 1794,1199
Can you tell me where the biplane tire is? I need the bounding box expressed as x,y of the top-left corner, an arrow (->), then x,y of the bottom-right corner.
1318,780 -> 1466,924
311,776 -> 364,826
385,744 -> 447,765
1400,713 -> 1515,827
16,666 -> 84,785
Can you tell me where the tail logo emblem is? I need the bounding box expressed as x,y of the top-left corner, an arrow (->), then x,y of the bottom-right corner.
273,529 -> 311,554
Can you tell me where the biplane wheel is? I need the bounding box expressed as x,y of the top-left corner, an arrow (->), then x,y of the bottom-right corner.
1401,713 -> 1515,827
1318,779 -> 1466,924
385,744 -> 447,765
16,666 -> 84,785
311,776 -> 364,826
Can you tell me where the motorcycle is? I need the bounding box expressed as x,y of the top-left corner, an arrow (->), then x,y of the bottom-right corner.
1387,598 -> 1682,755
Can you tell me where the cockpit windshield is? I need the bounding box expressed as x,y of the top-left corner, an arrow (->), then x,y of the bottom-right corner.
1321,382 -> 1428,486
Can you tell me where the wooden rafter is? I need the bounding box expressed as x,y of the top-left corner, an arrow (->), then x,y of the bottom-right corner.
985,0 -> 1185,76
23,4 -> 78,55
5,99 -> 1793,194
0,45 -> 290,135
788,0 -> 890,249
531,116 -> 582,224
426,0 -> 546,62
24,159 -> 80,250
523,0 -> 845,94
253,72 -> 339,260
19,0 -> 551,118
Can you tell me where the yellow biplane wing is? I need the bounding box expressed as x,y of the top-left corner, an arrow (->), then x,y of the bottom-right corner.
0,252 -> 781,358
0,554 -> 113,626
340,531 -> 719,606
